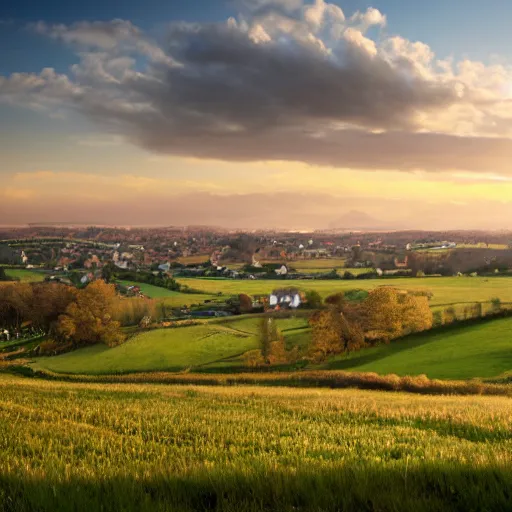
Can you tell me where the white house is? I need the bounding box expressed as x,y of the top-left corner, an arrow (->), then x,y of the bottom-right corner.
269,288 -> 301,309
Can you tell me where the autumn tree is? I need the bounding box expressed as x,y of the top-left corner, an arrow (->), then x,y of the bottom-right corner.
57,280 -> 125,347
364,287 -> 432,343
308,308 -> 344,363
30,283 -> 77,333
259,316 -> 279,362
325,292 -> 345,310
238,293 -> 253,314
0,282 -> 33,330
245,316 -> 298,367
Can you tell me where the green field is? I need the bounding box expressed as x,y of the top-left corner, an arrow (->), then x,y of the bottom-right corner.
30,317 -> 302,375
325,317 -> 512,380
118,280 -> 216,307
4,268 -> 46,282
31,311 -> 512,380
31,316 -> 309,375
177,275 -> 512,306
32,317 -> 265,374
1,374 -> 512,511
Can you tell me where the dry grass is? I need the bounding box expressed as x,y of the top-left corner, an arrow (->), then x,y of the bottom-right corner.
21,367 -> 512,397
1,374 -> 512,511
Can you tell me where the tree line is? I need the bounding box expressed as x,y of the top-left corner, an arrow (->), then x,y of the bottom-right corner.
0,280 -> 159,353
245,287 -> 433,367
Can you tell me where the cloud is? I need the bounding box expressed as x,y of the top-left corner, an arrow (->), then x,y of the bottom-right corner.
3,1 -> 512,175
350,7 -> 387,30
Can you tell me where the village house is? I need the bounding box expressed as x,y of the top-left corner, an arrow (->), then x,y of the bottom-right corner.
268,288 -> 302,309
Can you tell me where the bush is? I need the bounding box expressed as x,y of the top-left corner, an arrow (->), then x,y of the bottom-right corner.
490,297 -> 502,312
38,340 -> 60,356
304,290 -> 323,309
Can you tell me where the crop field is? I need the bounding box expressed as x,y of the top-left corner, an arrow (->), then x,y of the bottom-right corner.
325,316 -> 512,380
176,254 -> 211,265
1,375 -> 512,511
3,268 -> 46,282
177,275 -> 512,306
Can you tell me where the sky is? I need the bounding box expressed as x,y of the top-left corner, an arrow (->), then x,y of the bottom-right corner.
2,0 -> 512,230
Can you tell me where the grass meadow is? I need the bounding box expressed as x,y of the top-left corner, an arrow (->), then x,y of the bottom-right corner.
31,316 -> 311,375
325,316 -> 512,379
118,280 -> 216,307
3,268 -> 46,282
177,275 -> 512,306
1,374 -> 512,511
30,314 -> 512,381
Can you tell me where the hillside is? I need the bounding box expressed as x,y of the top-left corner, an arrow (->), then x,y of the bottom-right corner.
326,317 -> 512,380
32,317 -> 310,375
31,314 -> 512,380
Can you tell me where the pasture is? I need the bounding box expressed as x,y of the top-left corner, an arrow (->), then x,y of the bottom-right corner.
325,316 -> 512,380
30,311 -> 512,380
1,374 -> 512,511
31,316 -> 309,375
32,317 -> 261,374
31,316 -> 304,375
118,280 -> 216,307
4,268 -> 46,282
177,275 -> 512,306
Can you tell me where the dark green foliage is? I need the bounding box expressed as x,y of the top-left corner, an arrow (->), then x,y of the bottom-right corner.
115,271 -> 181,291
304,290 -> 323,309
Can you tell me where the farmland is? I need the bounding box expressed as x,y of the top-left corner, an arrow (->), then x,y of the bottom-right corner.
3,268 -> 46,282
31,316 -> 310,375
1,374 -> 512,511
31,313 -> 512,381
117,280 -> 216,307
326,316 -> 512,380
177,275 -> 512,306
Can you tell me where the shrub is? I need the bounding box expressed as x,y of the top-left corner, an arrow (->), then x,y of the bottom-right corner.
490,297 -> 502,313
38,340 -> 60,356
304,290 -> 323,309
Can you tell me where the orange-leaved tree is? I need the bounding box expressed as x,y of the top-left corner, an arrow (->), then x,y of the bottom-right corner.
364,287 -> 432,343
57,280 -> 125,347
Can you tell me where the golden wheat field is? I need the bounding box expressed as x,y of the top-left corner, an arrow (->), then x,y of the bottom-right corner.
1,374 -> 512,511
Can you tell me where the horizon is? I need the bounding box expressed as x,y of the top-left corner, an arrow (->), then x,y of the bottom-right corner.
2,0 -> 512,229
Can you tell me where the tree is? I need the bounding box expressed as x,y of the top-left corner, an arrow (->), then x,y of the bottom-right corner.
259,316 -> 278,362
308,308 -> 344,363
56,280 -> 125,347
325,292 -> 345,310
364,287 -> 432,343
305,290 -> 323,309
490,297 -> 502,313
0,282 -> 33,331
30,283 -> 77,333
238,293 -> 253,314
101,261 -> 116,283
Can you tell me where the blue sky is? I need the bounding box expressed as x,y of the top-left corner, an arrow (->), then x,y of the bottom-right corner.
2,0 -> 512,74
2,0 -> 512,229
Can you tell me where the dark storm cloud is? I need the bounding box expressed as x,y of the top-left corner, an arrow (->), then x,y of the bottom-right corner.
2,1 -> 512,174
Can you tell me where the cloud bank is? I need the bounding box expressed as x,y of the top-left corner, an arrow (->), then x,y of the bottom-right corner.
3,0 -> 512,174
